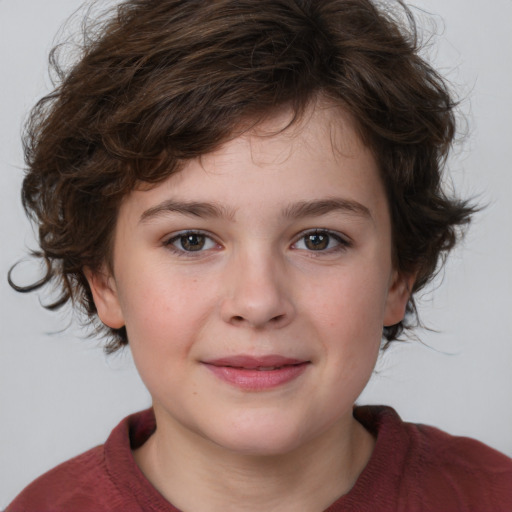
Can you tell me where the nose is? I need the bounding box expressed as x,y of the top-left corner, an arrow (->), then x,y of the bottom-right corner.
220,248 -> 295,329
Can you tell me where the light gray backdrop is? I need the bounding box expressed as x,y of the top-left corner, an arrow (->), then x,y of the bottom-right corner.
1,0 -> 511,506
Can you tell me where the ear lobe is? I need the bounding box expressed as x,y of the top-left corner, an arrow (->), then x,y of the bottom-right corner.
383,271 -> 415,327
84,267 -> 125,329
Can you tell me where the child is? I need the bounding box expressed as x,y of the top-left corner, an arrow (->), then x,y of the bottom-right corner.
6,0 -> 512,510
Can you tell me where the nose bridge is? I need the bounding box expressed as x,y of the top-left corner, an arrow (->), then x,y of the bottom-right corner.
221,242 -> 294,328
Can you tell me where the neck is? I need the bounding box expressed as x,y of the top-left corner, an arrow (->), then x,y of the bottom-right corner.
134,408 -> 375,512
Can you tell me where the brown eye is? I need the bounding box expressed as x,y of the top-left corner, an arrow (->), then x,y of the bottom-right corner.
179,234 -> 206,251
293,230 -> 350,253
166,231 -> 219,255
304,233 -> 330,250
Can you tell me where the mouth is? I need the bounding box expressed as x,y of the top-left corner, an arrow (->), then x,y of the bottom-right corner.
202,355 -> 310,390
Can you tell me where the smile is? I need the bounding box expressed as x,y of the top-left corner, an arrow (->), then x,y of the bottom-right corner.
203,355 -> 310,391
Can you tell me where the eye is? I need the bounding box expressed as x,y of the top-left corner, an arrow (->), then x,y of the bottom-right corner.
292,230 -> 349,252
165,231 -> 218,253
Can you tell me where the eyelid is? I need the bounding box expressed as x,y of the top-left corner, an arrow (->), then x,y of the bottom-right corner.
162,228 -> 351,255
163,229 -> 222,254
291,228 -> 352,251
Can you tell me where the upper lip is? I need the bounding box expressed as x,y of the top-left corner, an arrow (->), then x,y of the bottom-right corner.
203,355 -> 308,369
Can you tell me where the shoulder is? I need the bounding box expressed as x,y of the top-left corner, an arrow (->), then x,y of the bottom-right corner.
350,406 -> 512,511
6,409 -> 156,512
408,419 -> 512,505
5,444 -> 125,511
413,417 -> 512,469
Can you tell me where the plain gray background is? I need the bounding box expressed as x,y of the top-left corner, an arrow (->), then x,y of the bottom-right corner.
1,0 -> 511,506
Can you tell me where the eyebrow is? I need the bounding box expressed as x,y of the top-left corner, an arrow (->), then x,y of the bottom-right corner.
282,198 -> 372,221
139,197 -> 372,224
140,200 -> 237,223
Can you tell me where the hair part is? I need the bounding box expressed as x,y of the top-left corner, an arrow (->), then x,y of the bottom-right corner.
10,0 -> 477,352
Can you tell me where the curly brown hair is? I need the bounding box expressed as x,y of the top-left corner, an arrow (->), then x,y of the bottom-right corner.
10,0 -> 476,352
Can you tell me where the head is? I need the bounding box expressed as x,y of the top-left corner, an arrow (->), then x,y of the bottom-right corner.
12,0 -> 475,352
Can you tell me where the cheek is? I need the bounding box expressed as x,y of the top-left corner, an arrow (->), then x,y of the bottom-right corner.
117,267 -> 216,353
305,265 -> 388,376
309,265 -> 390,334
120,274 -> 214,395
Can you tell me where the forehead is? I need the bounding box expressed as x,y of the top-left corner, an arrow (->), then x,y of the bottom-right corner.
120,103 -> 386,224
226,101 -> 367,167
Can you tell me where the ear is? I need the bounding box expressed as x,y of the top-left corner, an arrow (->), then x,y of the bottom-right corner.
383,270 -> 415,327
84,267 -> 125,329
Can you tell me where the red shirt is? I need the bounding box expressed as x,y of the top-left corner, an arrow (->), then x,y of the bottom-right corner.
7,406 -> 512,511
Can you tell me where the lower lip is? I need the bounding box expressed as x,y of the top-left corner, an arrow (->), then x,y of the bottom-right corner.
204,363 -> 309,391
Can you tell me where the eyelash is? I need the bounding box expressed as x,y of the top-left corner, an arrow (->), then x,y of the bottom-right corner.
292,229 -> 351,255
164,230 -> 220,257
164,229 -> 351,256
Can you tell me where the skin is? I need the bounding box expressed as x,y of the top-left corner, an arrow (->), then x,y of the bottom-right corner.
87,103 -> 412,511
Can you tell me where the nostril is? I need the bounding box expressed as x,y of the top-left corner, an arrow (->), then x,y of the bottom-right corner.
230,314 -> 284,325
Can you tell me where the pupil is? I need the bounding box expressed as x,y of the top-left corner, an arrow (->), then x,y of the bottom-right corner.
181,234 -> 205,251
306,233 -> 328,250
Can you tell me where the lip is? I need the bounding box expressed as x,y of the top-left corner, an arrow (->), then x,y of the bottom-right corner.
202,355 -> 310,391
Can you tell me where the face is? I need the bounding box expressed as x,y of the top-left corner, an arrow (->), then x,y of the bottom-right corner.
88,104 -> 410,457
